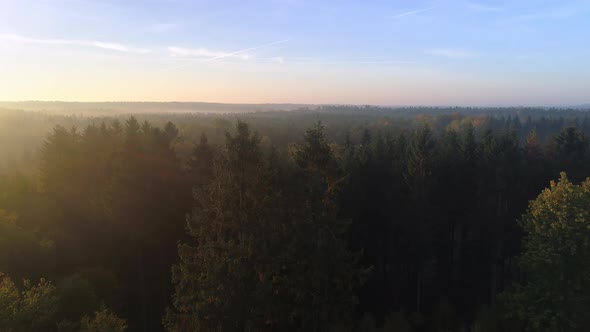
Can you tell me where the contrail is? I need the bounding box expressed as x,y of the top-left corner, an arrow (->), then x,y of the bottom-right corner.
203,39 -> 289,61
161,39 -> 289,72
393,6 -> 436,18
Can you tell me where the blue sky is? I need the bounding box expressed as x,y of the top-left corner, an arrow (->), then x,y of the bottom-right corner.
1,0 -> 589,105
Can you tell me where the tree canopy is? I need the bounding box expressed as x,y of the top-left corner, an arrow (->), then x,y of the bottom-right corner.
3,109 -> 590,331
504,173 -> 590,331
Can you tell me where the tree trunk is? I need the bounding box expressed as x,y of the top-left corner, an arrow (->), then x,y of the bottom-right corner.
416,270 -> 422,313
138,250 -> 147,332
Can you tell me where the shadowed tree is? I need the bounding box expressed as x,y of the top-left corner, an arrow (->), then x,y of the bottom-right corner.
166,121 -> 363,332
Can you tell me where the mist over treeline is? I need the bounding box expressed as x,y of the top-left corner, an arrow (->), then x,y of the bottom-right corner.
2,106 -> 590,331
3,105 -> 590,171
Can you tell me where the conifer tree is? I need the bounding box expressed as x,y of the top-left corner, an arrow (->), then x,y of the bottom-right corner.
166,121 -> 362,332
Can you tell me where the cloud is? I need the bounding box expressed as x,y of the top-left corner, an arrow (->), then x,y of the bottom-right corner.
0,33 -> 150,54
427,48 -> 479,58
272,56 -> 285,64
162,39 -> 289,71
467,2 -> 503,12
167,39 -> 289,61
392,6 -> 437,18
204,39 -> 290,61
168,47 -> 251,60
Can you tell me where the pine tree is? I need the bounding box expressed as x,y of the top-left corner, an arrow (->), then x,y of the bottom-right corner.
166,122 -> 362,332
523,128 -> 541,162
187,134 -> 215,188
290,122 -> 364,331
403,124 -> 436,314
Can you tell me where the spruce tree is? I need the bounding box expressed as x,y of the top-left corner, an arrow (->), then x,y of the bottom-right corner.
166,121 -> 362,332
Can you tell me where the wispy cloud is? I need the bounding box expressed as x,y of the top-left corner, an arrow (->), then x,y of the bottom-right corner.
272,56 -> 285,64
205,39 -> 289,61
168,47 -> 252,60
168,39 -> 289,61
162,39 -> 289,71
467,2 -> 503,12
427,48 -> 479,58
392,6 -> 437,18
0,33 -> 150,54
515,8 -> 578,21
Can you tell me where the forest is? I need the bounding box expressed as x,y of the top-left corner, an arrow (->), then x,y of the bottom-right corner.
2,105 -> 590,331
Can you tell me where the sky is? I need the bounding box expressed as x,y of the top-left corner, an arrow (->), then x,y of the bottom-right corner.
0,0 -> 589,106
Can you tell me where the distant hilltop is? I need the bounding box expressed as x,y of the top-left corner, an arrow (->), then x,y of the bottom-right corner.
0,101 -> 316,115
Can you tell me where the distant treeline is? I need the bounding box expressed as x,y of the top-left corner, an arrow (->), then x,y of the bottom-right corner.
3,106 -> 590,171
2,108 -> 590,331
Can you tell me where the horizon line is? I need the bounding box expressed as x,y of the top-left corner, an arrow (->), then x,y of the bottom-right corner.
1,100 -> 588,109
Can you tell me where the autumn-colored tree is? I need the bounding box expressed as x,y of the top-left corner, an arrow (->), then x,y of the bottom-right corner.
80,308 -> 127,332
0,273 -> 59,332
503,173 -> 590,331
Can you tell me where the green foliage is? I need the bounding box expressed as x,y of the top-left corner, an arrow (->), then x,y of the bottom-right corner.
0,210 -> 55,280
80,308 -> 127,332
52,269 -> 121,331
524,128 -> 542,161
56,274 -> 100,322
0,273 -> 59,332
471,305 -> 516,332
405,124 -> 435,193
7,109 -> 590,330
56,319 -> 80,332
74,268 -> 121,310
292,122 -> 337,174
187,133 -> 215,188
166,121 -> 362,332
552,127 -> 589,182
38,117 -> 191,329
287,122 -> 365,330
503,173 -> 590,330
165,121 -> 280,331
0,272 -> 126,332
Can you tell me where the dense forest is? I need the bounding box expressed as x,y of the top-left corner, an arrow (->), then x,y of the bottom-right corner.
2,106 -> 590,331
